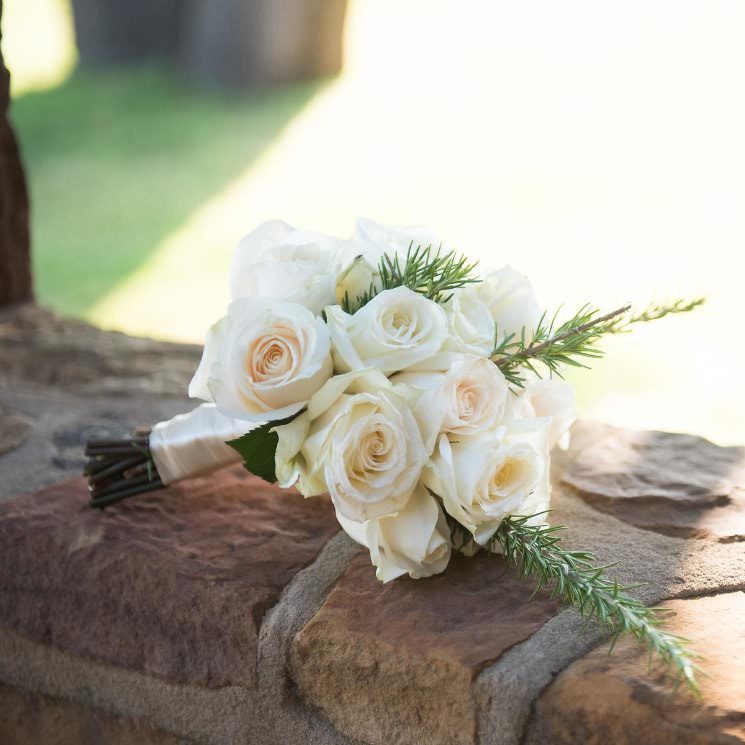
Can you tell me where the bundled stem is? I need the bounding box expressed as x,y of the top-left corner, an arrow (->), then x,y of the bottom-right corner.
491,515 -> 699,691
85,430 -> 164,508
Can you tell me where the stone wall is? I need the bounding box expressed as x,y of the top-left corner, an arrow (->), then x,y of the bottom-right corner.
0,306 -> 743,744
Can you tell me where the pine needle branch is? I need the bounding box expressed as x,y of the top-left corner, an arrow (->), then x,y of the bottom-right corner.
603,297 -> 706,333
342,242 -> 481,313
491,297 -> 704,388
492,304 -> 630,388
492,515 -> 700,692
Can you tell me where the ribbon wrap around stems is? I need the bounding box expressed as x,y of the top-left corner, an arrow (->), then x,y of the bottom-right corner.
150,403 -> 260,485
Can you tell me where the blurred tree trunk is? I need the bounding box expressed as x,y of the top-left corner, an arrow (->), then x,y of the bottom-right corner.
71,0 -> 182,67
180,0 -> 348,88
0,0 -> 32,306
70,0 -> 347,89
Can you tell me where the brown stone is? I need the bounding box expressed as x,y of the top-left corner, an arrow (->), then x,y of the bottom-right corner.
0,0 -> 32,306
291,551 -> 559,745
562,426 -> 745,542
0,407 -> 30,455
0,683 -> 187,745
0,305 -> 201,397
529,592 -> 745,745
0,465 -> 339,688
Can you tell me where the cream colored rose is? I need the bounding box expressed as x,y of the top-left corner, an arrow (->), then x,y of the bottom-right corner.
335,255 -> 379,307
394,355 -> 509,446
510,379 -> 576,450
326,287 -> 449,374
447,265 -> 543,353
273,369 -> 428,521
445,291 -> 496,356
231,220 -> 360,315
336,484 -> 452,582
422,418 -> 551,546
354,217 -> 442,261
189,297 -> 332,422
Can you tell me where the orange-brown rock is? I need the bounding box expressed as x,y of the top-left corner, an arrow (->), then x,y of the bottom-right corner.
0,465 -> 339,688
0,683 -> 186,745
562,427 -> 745,542
528,592 -> 745,745
291,551 -> 559,745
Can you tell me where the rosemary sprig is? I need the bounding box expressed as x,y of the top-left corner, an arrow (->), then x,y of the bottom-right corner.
491,515 -> 699,692
492,304 -> 629,388
342,242 -> 481,313
492,298 -> 703,388
604,297 -> 706,333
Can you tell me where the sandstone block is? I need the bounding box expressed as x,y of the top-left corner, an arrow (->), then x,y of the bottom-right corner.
528,592 -> 745,745
291,551 -> 559,745
0,683 -> 187,745
562,426 -> 745,542
0,466 -> 339,688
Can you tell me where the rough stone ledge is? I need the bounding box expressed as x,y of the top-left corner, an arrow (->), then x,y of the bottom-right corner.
562,424 -> 745,543
0,682 -> 189,745
0,536 -> 365,745
2,308 -> 744,745
0,468 -> 340,689
469,432 -> 745,745
0,304 -> 201,397
286,421 -> 745,745
0,628 -> 256,745
524,591 -> 745,745
0,385 -> 192,501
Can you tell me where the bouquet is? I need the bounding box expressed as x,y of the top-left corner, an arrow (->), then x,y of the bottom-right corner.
84,218 -> 703,689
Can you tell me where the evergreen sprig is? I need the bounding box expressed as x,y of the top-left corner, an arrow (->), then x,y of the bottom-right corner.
491,515 -> 699,691
491,304 -> 630,388
603,297 -> 706,333
491,298 -> 703,388
342,242 -> 481,313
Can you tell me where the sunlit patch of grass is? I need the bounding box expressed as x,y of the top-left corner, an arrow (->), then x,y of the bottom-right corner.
12,69 -> 321,317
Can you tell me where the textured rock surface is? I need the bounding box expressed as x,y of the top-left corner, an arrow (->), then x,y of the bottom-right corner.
562,425 -> 745,542
0,466 -> 339,688
0,305 -> 201,397
0,308 -> 744,745
0,305 -> 201,500
527,592 -> 745,745
0,683 -> 187,745
291,551 -> 559,745
0,406 -> 30,455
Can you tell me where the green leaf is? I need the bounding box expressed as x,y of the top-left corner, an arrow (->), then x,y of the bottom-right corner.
227,417 -> 294,483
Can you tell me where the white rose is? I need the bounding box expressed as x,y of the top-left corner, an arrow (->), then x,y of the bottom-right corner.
448,265 -> 542,352
422,418 -> 551,546
325,287 -> 449,374
336,484 -> 452,582
445,291 -> 496,356
189,297 -> 332,422
335,255 -> 379,308
273,369 -> 428,521
509,379 -> 576,450
231,220 -> 358,315
354,217 -> 442,261
480,266 -> 542,338
393,354 -> 509,445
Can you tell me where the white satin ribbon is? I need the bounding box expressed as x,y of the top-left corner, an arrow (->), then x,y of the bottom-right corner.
150,403 -> 261,485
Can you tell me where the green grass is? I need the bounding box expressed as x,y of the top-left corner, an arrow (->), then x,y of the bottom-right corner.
10,69 -> 321,316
